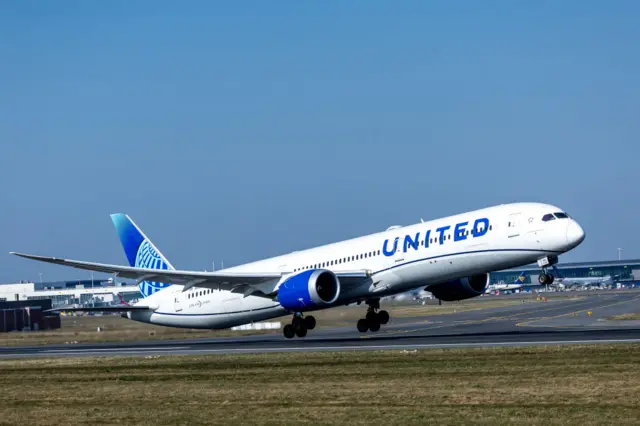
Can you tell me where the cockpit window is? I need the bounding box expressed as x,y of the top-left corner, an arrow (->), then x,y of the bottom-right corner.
554,212 -> 569,219
542,213 -> 555,222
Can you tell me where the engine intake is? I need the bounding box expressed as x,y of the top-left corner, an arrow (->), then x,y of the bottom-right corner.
426,273 -> 490,301
277,269 -> 340,311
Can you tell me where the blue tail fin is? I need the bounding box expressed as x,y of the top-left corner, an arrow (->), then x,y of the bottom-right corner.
110,213 -> 175,298
513,272 -> 527,285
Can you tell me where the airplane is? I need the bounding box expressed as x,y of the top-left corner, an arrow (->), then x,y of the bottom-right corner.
485,271 -> 528,294
551,274 -> 615,288
116,293 -> 132,307
10,203 -> 585,339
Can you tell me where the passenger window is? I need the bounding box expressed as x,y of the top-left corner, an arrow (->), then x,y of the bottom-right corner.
542,214 -> 555,222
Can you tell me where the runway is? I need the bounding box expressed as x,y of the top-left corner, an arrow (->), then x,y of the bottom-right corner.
2,290 -> 640,358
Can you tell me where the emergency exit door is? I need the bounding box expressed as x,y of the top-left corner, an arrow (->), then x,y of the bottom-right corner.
507,213 -> 521,238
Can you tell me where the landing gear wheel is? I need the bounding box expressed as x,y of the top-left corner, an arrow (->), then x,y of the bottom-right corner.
295,326 -> 308,338
292,316 -> 305,331
377,310 -> 389,325
283,324 -> 295,339
357,319 -> 369,333
304,315 -> 316,330
538,273 -> 554,285
366,311 -> 378,324
368,317 -> 381,332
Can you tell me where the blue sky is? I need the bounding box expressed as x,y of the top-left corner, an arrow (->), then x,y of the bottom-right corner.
1,1 -> 638,282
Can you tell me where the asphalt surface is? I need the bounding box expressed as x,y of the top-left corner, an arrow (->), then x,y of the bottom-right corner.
2,290 -> 640,358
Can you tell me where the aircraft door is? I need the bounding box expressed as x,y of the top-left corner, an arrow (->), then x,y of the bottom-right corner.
278,264 -> 289,273
394,237 -> 405,263
173,292 -> 183,313
507,213 -> 521,238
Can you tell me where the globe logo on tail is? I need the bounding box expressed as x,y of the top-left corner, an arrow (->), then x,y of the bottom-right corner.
135,240 -> 171,298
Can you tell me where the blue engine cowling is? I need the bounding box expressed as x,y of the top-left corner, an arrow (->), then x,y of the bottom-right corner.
425,273 -> 490,301
277,269 -> 340,312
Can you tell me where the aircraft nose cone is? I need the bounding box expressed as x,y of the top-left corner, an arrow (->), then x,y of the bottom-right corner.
566,221 -> 585,247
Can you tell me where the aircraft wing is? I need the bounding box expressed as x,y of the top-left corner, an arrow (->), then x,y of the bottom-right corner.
10,252 -> 371,299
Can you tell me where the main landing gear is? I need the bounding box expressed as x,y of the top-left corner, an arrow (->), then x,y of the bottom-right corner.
357,298 -> 390,333
537,255 -> 558,285
283,313 -> 316,339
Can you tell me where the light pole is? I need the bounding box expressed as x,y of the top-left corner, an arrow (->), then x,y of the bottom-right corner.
617,248 -> 622,261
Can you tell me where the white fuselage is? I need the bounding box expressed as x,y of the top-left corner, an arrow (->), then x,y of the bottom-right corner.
129,202 -> 585,328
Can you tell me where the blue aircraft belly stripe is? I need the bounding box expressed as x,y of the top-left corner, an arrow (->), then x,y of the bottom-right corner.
154,304 -> 283,317
371,248 -> 563,276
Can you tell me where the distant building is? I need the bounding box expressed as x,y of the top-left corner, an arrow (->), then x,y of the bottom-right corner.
492,259 -> 640,286
0,278 -> 140,308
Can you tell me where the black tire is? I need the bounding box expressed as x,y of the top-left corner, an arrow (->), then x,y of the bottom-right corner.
295,325 -> 308,338
304,315 -> 316,330
292,317 -> 305,332
368,317 -> 381,332
547,274 -> 555,284
377,310 -> 389,325
366,311 -> 377,324
357,318 -> 369,333
538,274 -> 548,285
283,324 -> 295,339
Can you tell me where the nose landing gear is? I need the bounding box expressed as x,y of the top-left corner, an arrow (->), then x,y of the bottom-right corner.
537,255 -> 559,286
283,313 -> 316,339
356,298 -> 390,333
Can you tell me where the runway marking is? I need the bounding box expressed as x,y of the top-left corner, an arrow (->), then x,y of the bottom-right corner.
41,346 -> 190,353
516,294 -> 640,328
363,296 -> 611,338
8,338 -> 640,358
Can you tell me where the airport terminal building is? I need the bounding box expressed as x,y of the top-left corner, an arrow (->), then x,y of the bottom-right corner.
491,259 -> 640,286
0,279 -> 140,308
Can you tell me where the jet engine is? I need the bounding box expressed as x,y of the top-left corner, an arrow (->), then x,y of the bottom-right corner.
277,269 -> 340,311
426,273 -> 490,301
